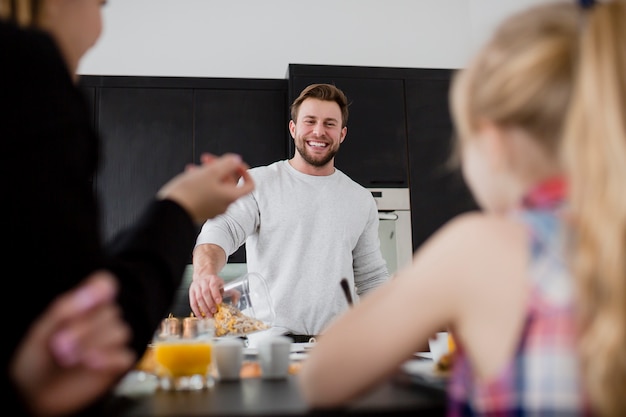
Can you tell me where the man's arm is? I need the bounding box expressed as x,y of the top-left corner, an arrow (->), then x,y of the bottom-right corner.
353,199 -> 390,296
189,243 -> 228,317
193,243 -> 228,277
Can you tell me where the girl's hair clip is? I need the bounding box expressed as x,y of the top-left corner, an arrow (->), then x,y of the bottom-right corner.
579,0 -> 596,9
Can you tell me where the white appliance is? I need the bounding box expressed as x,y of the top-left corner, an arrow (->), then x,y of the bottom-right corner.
369,188 -> 413,275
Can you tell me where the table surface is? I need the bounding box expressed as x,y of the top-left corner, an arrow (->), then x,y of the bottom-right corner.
102,364 -> 447,417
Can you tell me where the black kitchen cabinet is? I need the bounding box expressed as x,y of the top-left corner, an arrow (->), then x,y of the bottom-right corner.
96,86 -> 194,242
405,74 -> 478,249
288,64 -> 409,188
80,76 -> 289,263
194,88 -> 288,168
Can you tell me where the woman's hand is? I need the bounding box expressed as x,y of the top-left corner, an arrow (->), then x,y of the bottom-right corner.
157,153 -> 255,224
10,271 -> 135,417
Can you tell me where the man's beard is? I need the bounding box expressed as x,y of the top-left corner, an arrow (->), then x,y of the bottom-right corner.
294,136 -> 339,167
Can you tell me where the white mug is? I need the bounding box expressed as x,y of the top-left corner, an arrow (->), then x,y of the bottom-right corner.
428,332 -> 450,364
213,338 -> 244,381
257,335 -> 291,379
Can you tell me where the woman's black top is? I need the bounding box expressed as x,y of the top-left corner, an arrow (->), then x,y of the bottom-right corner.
1,20 -> 196,416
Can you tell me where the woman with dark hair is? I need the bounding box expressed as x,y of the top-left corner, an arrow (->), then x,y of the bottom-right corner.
1,1 -> 254,415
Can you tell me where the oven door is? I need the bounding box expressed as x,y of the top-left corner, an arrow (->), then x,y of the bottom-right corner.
378,211 -> 413,275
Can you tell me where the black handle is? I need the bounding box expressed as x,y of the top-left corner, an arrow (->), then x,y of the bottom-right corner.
340,278 -> 353,307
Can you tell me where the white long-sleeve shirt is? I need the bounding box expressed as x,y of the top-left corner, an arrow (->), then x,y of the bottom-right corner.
196,160 -> 389,337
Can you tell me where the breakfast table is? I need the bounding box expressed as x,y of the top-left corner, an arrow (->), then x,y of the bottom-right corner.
101,354 -> 447,417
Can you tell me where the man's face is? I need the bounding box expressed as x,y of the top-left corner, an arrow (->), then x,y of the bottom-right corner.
289,98 -> 347,167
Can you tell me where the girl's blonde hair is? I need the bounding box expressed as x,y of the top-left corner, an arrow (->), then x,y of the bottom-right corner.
451,1 -> 626,416
562,2 -> 626,415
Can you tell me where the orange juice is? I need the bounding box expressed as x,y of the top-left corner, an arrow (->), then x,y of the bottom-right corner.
154,341 -> 212,377
448,333 -> 456,352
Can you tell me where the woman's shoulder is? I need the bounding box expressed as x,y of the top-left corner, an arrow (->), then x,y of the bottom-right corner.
1,20 -> 57,58
0,21 -> 66,82
441,211 -> 526,239
432,213 -> 542,382
420,211 -> 528,283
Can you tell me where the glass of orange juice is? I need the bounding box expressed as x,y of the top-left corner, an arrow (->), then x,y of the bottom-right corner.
153,315 -> 215,390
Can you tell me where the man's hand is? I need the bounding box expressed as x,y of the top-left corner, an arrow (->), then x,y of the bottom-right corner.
189,273 -> 225,317
190,244 -> 229,317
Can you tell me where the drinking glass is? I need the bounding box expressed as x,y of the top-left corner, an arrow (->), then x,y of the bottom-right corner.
152,315 -> 215,390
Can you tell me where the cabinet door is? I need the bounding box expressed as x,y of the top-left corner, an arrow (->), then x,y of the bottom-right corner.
289,70 -> 408,188
194,88 -> 289,263
194,89 -> 288,167
96,87 -> 194,242
405,77 -> 478,250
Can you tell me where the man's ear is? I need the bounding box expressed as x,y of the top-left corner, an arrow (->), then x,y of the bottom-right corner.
288,120 -> 296,138
339,126 -> 347,144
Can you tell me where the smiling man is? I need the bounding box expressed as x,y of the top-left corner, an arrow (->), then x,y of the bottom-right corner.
190,84 -> 389,346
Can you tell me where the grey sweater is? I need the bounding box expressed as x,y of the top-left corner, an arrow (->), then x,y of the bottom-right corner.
196,160 -> 389,337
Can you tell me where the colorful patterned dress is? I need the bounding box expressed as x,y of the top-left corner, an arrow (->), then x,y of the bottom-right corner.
446,178 -> 592,416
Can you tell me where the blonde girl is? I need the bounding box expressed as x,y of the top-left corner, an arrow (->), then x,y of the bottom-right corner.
298,1 -> 626,416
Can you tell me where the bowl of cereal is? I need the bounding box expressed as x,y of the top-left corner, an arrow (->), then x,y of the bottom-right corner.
215,272 -> 275,337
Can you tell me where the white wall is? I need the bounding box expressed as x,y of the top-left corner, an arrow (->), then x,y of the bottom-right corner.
79,0 -> 552,79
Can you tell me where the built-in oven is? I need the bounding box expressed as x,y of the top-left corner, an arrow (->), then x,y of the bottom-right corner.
368,188 -> 413,275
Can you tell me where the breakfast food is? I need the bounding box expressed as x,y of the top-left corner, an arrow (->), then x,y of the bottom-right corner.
435,351 -> 455,373
434,333 -> 456,373
239,361 -> 302,378
214,302 -> 269,336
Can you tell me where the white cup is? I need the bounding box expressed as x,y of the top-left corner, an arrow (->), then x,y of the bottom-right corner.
428,331 -> 450,364
258,335 -> 291,379
213,338 -> 244,381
